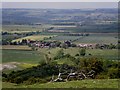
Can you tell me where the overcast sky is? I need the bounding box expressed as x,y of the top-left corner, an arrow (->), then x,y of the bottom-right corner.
2,2 -> 118,9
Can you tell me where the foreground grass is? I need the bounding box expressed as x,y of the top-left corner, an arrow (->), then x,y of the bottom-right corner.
2,79 -> 119,88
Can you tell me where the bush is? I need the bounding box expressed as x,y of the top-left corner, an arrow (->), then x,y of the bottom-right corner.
75,54 -> 79,56
95,74 -> 108,79
25,77 -> 47,85
79,48 -> 86,56
79,57 -> 104,74
107,68 -> 119,79
14,76 -> 23,84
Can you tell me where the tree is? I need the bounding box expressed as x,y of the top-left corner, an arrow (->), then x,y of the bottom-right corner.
79,48 -> 86,56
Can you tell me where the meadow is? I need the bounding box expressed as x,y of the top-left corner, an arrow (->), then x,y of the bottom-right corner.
2,49 -> 45,64
46,33 -> 118,44
2,79 -> 119,88
74,33 -> 118,44
2,46 -> 118,66
38,47 -> 118,60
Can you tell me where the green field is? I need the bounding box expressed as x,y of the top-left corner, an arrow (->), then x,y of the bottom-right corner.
2,46 -> 118,65
49,35 -> 82,42
2,79 -> 119,88
74,33 -> 118,44
45,33 -> 118,44
2,49 -> 45,64
38,47 -> 118,60
2,25 -> 45,33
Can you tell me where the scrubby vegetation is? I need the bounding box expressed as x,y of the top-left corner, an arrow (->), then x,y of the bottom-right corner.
2,54 -> 119,85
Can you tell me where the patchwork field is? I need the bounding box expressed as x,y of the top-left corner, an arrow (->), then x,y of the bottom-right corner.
1,8 -> 119,89
43,33 -> 118,44
2,44 -> 118,65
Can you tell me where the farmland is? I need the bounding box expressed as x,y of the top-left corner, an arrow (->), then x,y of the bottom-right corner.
2,46 -> 118,64
47,33 -> 118,44
49,36 -> 82,42
74,33 -> 118,44
1,8 -> 119,89
2,49 -> 45,64
2,25 -> 45,33
12,35 -> 57,42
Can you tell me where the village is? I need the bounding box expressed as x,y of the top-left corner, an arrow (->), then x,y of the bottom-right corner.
7,38 -> 118,50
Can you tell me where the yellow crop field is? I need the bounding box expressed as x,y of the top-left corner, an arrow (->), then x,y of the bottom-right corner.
12,35 -> 57,42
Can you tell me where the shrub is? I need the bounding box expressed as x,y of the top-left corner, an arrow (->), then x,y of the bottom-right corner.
95,74 -> 108,79
79,48 -> 86,56
75,54 -> 79,56
107,68 -> 119,79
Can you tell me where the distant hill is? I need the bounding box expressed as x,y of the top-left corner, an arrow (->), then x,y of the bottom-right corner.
2,8 -> 118,33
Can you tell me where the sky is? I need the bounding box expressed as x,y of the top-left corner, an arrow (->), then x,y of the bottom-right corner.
1,0 -> 119,2
2,2 -> 118,9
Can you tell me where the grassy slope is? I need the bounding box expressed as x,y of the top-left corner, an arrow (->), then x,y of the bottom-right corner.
1,47 -> 118,64
38,47 -> 118,60
2,79 -> 119,88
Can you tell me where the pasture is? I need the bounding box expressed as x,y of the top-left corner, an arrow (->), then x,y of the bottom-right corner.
74,33 -> 118,44
2,79 -> 119,88
45,33 -> 118,44
49,35 -> 82,42
38,47 -> 118,60
2,45 -> 118,65
2,49 -> 45,64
